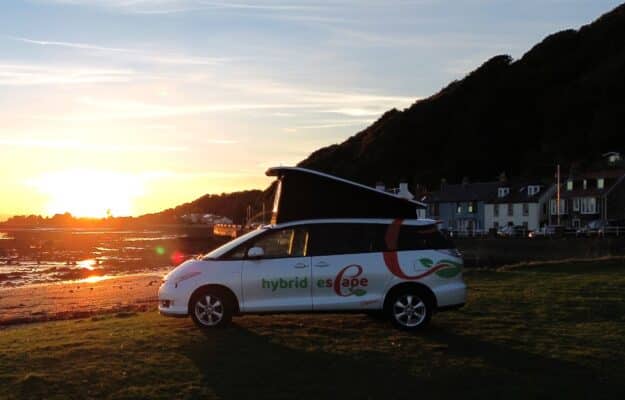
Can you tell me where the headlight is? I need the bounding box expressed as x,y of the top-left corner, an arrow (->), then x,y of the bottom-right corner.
174,271 -> 201,288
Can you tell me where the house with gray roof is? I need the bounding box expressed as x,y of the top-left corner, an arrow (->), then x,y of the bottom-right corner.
484,182 -> 555,231
424,180 -> 500,234
548,168 -> 625,229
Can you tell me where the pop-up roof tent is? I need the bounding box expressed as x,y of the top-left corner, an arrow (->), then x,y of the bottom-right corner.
266,167 -> 426,224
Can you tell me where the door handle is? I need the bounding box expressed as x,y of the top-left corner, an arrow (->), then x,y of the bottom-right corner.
294,263 -> 308,269
314,261 -> 329,268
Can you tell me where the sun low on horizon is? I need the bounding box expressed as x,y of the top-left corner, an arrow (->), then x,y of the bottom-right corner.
7,167 -> 276,218
30,170 -> 140,218
0,0 -> 619,220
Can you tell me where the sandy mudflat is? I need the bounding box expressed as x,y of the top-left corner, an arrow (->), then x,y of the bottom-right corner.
0,273 -> 166,326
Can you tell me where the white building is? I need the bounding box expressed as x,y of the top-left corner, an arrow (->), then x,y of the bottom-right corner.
484,183 -> 555,231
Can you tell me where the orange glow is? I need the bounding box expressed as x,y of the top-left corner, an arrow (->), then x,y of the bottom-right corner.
78,259 -> 96,270
79,275 -> 111,284
29,170 -> 142,217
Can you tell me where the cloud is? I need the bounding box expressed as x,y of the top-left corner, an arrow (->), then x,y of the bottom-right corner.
19,78 -> 416,122
322,108 -> 387,117
28,90 -> 414,121
205,139 -> 239,145
0,63 -> 135,85
0,137 -> 188,152
34,0 -> 325,14
11,36 -> 230,66
13,37 -> 133,53
289,119 -> 372,129
28,97 -> 311,121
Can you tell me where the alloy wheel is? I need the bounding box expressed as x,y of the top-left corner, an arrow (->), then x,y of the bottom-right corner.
392,294 -> 427,328
194,295 -> 224,326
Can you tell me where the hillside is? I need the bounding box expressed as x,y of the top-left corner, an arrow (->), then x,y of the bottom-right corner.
142,189 -> 270,225
298,3 -> 625,189
131,2 -> 625,224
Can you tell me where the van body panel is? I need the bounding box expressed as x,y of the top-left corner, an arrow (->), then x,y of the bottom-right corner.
159,219 -> 467,321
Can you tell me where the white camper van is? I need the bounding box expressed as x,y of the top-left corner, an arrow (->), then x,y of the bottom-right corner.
158,218 -> 466,331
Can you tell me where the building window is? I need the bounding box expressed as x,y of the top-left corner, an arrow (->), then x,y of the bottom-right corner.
527,185 -> 540,196
494,204 -> 499,217
572,198 -> 580,212
566,180 -> 573,191
468,201 -> 476,213
456,203 -> 462,214
507,204 -> 513,217
550,199 -> 567,215
580,197 -> 597,214
498,187 -> 509,198
522,203 -> 529,216
597,178 -> 604,190
583,180 -> 587,190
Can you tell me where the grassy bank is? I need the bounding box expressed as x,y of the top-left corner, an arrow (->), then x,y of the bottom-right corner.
1,261 -> 625,399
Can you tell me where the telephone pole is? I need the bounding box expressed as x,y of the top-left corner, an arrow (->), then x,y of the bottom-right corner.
556,164 -> 561,226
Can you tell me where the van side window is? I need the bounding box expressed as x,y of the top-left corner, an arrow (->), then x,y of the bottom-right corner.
253,229 -> 297,258
308,223 -> 386,256
397,225 -> 454,251
222,227 -> 309,259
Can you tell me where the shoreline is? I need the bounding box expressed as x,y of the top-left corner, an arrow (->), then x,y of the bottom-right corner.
0,272 -> 167,328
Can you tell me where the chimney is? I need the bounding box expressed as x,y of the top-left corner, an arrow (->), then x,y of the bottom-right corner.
397,180 -> 414,200
375,181 -> 386,191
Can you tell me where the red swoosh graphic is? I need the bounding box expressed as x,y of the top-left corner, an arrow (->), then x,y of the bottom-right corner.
383,252 -> 451,280
383,218 -> 445,280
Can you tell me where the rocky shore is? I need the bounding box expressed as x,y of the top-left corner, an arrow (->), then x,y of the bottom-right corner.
0,273 -> 165,327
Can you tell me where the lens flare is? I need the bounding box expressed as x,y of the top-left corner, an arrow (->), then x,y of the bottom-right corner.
171,251 -> 185,265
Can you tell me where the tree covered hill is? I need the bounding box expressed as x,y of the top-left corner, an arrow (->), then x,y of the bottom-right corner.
162,2 -> 625,223
298,2 -> 625,189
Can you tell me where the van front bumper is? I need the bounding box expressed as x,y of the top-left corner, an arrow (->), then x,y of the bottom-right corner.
158,282 -> 190,317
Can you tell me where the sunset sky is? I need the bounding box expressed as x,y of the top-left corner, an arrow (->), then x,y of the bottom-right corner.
0,0 -> 619,219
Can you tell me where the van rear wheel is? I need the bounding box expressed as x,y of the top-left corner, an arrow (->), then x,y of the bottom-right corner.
189,288 -> 232,329
387,290 -> 432,331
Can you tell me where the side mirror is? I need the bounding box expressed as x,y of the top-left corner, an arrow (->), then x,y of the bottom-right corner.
247,246 -> 264,259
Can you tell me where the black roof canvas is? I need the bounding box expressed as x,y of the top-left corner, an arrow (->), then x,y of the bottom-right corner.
266,167 -> 426,224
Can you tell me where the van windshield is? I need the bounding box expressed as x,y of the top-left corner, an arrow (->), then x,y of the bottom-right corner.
202,228 -> 267,260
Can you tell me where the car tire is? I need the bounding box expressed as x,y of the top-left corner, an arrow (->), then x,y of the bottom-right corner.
189,288 -> 233,329
386,288 -> 432,331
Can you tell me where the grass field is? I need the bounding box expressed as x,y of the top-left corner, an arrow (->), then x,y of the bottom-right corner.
1,260 -> 625,399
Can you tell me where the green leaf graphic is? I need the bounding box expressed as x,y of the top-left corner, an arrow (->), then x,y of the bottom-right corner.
352,288 -> 367,296
420,258 -> 434,269
434,260 -> 462,278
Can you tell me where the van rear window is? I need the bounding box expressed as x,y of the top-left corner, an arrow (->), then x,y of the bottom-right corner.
308,223 -> 453,256
397,225 -> 454,250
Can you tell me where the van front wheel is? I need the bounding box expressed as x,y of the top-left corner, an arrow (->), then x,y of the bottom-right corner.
189,289 -> 232,329
387,290 -> 431,331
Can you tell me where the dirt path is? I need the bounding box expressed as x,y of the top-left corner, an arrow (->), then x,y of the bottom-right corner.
0,273 -> 164,326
